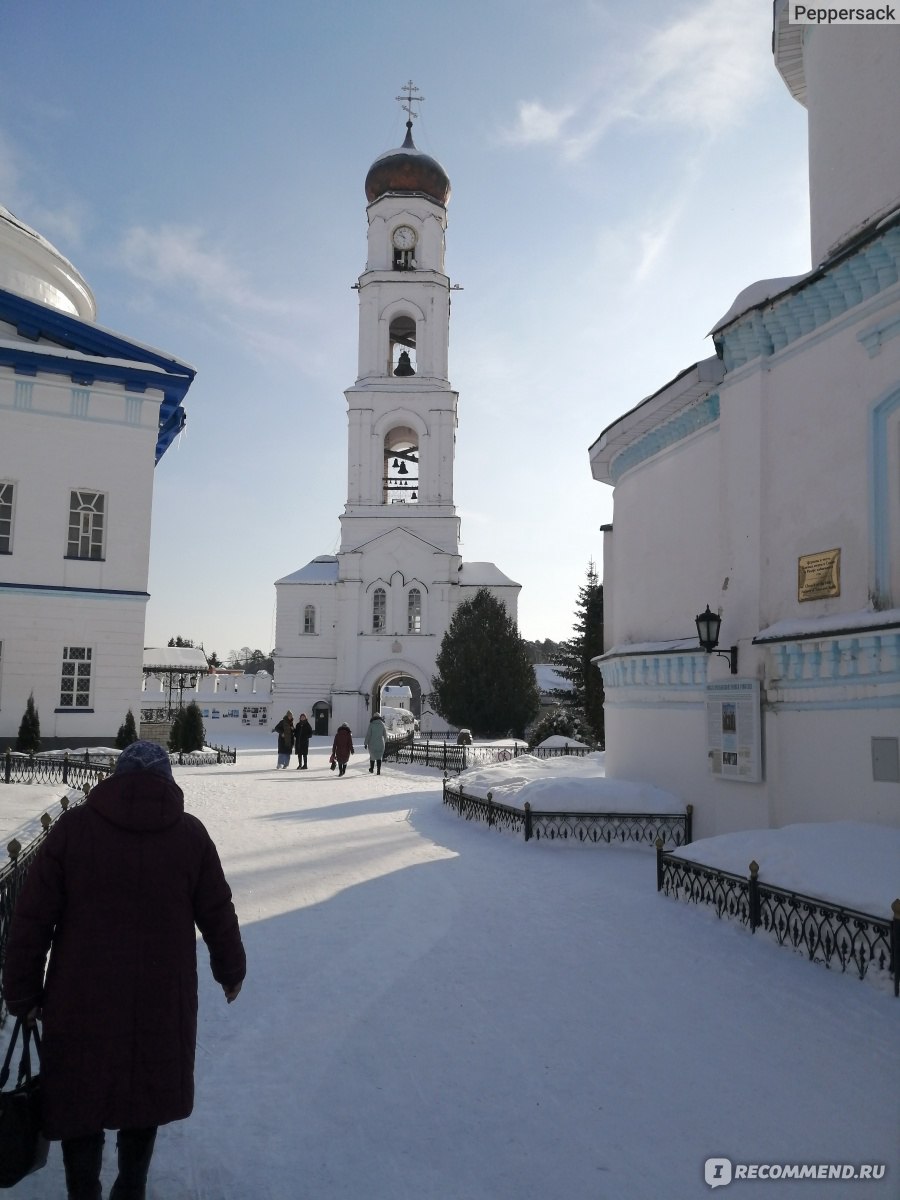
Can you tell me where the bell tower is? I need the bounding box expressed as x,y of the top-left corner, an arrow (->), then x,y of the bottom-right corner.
340,81 -> 459,555
273,85 -> 520,735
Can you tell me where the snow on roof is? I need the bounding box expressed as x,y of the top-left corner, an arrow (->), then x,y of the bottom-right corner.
534,664 -> 572,693
143,646 -> 209,671
709,274 -> 810,336
595,638 -> 699,662
754,607 -> 900,643
458,562 -> 519,587
276,556 -> 339,585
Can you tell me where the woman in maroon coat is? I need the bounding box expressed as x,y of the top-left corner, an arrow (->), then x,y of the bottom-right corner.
330,722 -> 354,776
2,741 -> 246,1200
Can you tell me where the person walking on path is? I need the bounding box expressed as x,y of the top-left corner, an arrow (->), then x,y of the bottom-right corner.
273,710 -> 294,768
2,740 -> 246,1200
330,723 -> 354,776
293,712 -> 313,770
364,712 -> 387,775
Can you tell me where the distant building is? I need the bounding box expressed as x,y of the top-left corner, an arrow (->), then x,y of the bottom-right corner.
274,92 -> 519,736
140,648 -> 273,737
0,208 -> 194,747
590,4 -> 900,837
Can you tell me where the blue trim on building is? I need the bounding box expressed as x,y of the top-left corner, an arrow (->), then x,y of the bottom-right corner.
0,582 -> 149,600
609,394 -> 720,484
0,287 -> 195,463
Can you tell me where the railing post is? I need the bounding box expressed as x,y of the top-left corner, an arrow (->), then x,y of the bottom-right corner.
891,898 -> 900,998
685,803 -> 693,845
443,743 -> 447,772
3,750 -> 9,785
62,752 -> 69,784
655,837 -> 664,891
748,860 -> 761,932
487,790 -> 494,827
524,801 -> 532,842
7,838 -> 21,862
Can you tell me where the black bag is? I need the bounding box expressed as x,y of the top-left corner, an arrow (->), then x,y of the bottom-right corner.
0,1019 -> 49,1188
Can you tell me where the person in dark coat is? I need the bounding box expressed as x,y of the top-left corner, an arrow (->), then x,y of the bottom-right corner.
293,712 -> 313,770
364,712 -> 387,775
330,722 -> 354,776
2,740 -> 246,1200
273,710 -> 294,768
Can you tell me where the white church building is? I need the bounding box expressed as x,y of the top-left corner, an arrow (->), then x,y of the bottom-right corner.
0,206 -> 195,747
274,94 -> 519,735
591,3 -> 900,839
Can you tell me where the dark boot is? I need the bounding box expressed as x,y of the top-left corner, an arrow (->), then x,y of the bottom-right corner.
339,763 -> 346,776
109,1127 -> 157,1200
62,1131 -> 104,1200
376,760 -> 381,775
369,762 -> 374,773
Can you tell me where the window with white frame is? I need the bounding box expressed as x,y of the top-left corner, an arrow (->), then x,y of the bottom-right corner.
407,588 -> 422,633
0,483 -> 14,554
59,646 -> 92,709
67,491 -> 105,560
373,587 -> 386,632
303,604 -> 316,634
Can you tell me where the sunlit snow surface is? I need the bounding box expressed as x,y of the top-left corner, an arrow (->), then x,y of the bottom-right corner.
0,734 -> 896,1200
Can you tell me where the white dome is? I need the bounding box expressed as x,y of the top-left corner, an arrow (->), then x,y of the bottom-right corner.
0,205 -> 96,320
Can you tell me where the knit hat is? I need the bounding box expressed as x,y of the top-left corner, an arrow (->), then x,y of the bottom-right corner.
114,740 -> 174,780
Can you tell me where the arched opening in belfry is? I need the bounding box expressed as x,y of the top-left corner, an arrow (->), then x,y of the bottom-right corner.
383,426 -> 419,505
371,669 -> 424,719
389,315 -> 416,377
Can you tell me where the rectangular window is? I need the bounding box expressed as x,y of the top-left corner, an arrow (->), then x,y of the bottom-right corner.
407,588 -> 422,634
373,588 -> 386,632
0,482 -> 14,553
303,605 -> 316,634
67,491 -> 105,559
59,646 -> 92,709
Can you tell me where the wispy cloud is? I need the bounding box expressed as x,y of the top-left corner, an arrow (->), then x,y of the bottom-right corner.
502,0 -> 767,159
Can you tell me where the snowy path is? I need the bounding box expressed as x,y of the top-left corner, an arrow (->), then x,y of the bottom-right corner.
4,740 -> 898,1199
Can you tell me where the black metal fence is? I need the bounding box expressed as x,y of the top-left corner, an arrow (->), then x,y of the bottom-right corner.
656,845 -> 900,997
0,791 -> 87,1025
385,738 -> 592,775
443,779 -> 692,847
2,751 -> 108,790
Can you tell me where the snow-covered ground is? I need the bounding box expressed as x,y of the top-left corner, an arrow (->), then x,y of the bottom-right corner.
0,734 -> 897,1199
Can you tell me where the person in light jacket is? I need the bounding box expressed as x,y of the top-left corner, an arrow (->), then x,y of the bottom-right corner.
3,740 -> 246,1200
330,723 -> 354,776
364,712 -> 387,775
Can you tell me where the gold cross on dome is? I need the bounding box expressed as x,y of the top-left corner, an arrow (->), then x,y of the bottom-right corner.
395,80 -> 424,122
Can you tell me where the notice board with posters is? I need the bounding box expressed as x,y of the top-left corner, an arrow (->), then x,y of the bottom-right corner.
706,678 -> 762,783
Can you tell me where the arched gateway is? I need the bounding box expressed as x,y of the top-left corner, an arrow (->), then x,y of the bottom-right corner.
273,84 -> 519,735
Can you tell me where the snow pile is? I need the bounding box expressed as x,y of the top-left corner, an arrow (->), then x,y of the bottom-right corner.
671,822 -> 900,918
446,751 -> 684,814
535,734 -> 589,750
380,706 -> 416,733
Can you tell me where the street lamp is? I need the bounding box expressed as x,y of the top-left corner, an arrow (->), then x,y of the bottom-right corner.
695,605 -> 738,674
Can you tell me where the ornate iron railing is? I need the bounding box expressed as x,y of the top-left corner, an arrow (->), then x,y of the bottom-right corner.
0,791 -> 87,1025
443,780 -> 692,847
174,744 -> 237,765
385,739 -> 592,774
657,846 -> 900,997
2,751 -> 108,790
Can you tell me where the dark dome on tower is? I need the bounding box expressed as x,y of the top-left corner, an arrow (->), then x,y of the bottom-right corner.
365,121 -> 451,207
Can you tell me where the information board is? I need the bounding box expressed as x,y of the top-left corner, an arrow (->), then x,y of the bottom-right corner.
706,678 -> 762,783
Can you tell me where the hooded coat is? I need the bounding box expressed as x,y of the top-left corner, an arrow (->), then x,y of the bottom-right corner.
2,767 -> 246,1140
364,715 -> 387,760
331,724 -> 354,765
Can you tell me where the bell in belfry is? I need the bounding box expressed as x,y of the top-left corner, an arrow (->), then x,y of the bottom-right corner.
394,350 -> 415,377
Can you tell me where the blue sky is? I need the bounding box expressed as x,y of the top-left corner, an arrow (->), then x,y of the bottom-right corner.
1,0 -> 810,658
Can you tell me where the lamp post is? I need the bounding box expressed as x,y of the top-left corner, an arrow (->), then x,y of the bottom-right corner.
695,605 -> 738,674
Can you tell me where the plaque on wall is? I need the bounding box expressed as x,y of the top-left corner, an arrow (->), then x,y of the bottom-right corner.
706,678 -> 762,783
798,548 -> 840,602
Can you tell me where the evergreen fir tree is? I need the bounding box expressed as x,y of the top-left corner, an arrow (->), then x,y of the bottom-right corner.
115,709 -> 139,749
431,589 -> 540,737
180,702 -> 205,753
16,692 -> 41,754
552,561 -> 605,746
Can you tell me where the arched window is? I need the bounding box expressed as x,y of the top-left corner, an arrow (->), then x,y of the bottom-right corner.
303,605 -> 316,635
373,588 -> 386,632
407,588 -> 421,634
383,426 -> 419,506
389,315 -> 416,376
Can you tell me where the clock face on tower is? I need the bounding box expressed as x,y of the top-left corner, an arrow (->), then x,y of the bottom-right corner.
392,225 -> 417,251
